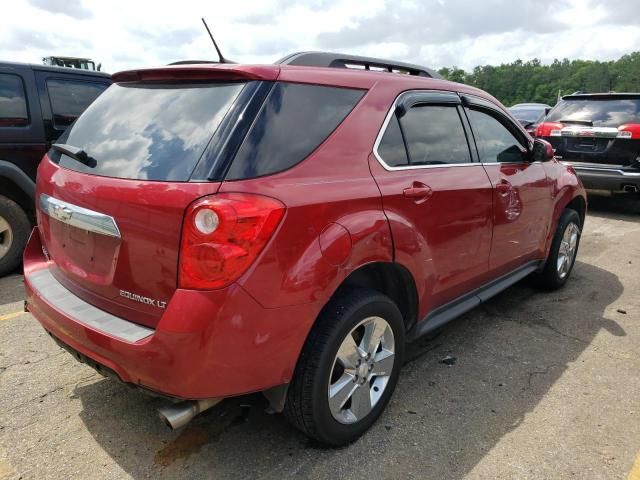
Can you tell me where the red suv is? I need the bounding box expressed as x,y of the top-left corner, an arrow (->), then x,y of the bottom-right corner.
24,52 -> 586,446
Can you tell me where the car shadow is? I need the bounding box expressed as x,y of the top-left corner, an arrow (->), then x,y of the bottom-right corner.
586,190 -> 640,217
73,260 -> 623,479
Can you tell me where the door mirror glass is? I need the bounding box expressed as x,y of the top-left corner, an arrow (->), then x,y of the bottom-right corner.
532,138 -> 555,162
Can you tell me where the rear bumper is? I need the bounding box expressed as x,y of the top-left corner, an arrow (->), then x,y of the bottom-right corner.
23,228 -> 320,400
562,161 -> 640,191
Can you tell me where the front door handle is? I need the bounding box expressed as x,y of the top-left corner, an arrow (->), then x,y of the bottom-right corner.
403,182 -> 433,203
496,180 -> 513,196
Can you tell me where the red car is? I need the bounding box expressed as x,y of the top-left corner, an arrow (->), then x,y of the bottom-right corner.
23,52 -> 586,446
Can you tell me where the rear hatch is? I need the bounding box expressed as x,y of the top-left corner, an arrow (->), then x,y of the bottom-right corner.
36,67 -> 277,328
538,94 -> 640,168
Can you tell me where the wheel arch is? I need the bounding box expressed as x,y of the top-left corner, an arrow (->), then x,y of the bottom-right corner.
0,160 -> 36,217
565,194 -> 586,228
333,261 -> 419,333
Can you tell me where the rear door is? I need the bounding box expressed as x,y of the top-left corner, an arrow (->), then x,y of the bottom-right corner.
36,80 -> 251,328
369,90 -> 494,315
462,96 -> 553,276
33,70 -> 110,143
0,66 -> 47,181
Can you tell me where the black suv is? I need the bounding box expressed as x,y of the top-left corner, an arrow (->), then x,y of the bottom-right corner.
0,62 -> 111,275
537,93 -> 640,194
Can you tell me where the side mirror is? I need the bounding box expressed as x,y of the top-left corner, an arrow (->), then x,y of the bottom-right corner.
532,138 -> 555,162
544,107 -> 551,116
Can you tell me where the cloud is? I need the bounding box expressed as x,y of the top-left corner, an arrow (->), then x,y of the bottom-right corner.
131,28 -> 198,49
27,0 -> 92,19
5,26 -> 91,52
0,0 -> 638,74
317,0 -> 570,52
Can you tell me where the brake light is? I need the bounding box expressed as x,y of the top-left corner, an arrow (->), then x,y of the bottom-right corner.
617,124 -> 640,139
536,122 -> 564,137
179,193 -> 285,290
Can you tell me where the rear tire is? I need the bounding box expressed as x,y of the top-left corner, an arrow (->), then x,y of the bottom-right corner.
0,195 -> 30,277
532,208 -> 581,290
284,288 -> 405,446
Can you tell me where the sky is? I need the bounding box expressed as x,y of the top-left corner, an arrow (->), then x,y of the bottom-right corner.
2,0 -> 639,74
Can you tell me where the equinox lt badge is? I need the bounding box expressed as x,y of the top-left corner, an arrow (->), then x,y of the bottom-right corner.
119,290 -> 166,309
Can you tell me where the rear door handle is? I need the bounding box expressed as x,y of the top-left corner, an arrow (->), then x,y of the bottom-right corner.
403,182 -> 433,203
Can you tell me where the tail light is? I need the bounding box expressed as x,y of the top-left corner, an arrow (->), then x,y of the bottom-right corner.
179,193 -> 285,290
617,124 -> 640,139
536,122 -> 564,137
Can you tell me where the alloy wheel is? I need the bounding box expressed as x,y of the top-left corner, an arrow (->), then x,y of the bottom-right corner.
557,222 -> 579,279
0,215 -> 13,260
328,316 -> 395,424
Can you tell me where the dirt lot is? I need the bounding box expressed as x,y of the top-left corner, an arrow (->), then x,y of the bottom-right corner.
1,193 -> 639,480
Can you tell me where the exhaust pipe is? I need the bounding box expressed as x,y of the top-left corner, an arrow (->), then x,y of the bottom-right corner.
623,184 -> 638,193
158,398 -> 222,430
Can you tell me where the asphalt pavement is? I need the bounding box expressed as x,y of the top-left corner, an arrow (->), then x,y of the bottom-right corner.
1,193 -> 639,480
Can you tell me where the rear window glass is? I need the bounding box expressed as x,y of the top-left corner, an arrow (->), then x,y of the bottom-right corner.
546,98 -> 640,127
225,82 -> 364,180
400,105 -> 471,165
0,74 -> 28,127
47,79 -> 108,129
52,82 -> 245,181
377,115 -> 409,167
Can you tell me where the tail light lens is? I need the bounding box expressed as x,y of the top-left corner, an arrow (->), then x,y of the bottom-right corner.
179,193 -> 285,290
617,124 -> 640,139
536,122 -> 564,137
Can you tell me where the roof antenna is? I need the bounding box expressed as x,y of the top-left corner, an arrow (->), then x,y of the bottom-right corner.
201,18 -> 227,64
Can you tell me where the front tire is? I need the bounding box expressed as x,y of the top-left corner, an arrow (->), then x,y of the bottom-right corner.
284,288 -> 405,446
0,195 -> 30,277
533,208 -> 581,290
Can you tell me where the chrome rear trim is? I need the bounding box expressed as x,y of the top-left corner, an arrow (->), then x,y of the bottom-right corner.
562,161 -> 640,177
28,268 -> 153,343
39,194 -> 121,238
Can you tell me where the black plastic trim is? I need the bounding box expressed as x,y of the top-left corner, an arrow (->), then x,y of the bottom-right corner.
276,51 -> 442,79
408,260 -> 542,342
396,91 -> 460,118
190,80 -> 274,181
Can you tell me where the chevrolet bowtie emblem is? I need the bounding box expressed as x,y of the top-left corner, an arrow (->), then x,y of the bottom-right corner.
52,204 -> 73,222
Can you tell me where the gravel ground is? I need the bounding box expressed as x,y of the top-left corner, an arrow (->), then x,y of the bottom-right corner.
0,192 -> 639,480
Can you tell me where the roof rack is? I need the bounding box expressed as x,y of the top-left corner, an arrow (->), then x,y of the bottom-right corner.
276,51 -> 442,79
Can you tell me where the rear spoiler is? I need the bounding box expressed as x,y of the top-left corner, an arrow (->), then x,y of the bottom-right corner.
112,64 -> 280,83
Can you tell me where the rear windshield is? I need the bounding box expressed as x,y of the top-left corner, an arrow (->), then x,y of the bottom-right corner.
52,82 -> 245,181
546,98 -> 640,127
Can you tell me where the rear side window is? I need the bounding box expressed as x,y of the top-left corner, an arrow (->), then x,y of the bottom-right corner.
399,105 -> 471,165
468,109 -> 526,163
546,98 -> 640,127
377,115 -> 408,167
52,82 -> 245,181
226,83 -> 364,180
0,74 -> 28,127
47,79 -> 108,129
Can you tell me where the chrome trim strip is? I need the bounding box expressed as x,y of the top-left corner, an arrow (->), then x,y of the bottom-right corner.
562,161 -> 640,177
372,90 -> 477,171
372,90 -> 532,171
28,268 -> 154,343
39,194 -> 121,238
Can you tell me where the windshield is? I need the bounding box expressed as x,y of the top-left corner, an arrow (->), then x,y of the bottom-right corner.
52,82 -> 245,181
509,108 -> 544,123
546,98 -> 640,127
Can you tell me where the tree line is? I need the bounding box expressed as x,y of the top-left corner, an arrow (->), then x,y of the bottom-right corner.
437,52 -> 640,107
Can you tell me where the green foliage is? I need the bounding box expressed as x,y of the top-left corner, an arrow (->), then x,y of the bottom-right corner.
437,52 -> 640,107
